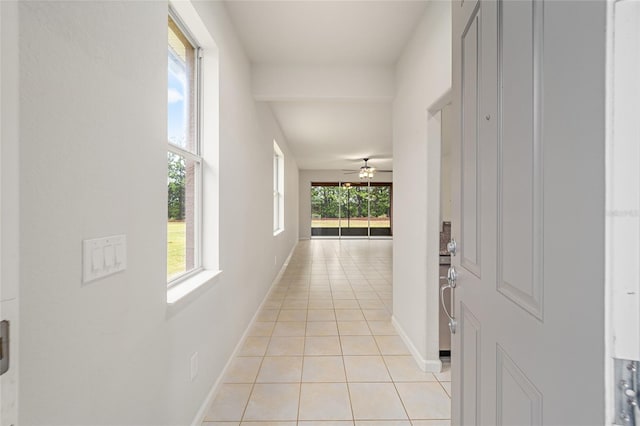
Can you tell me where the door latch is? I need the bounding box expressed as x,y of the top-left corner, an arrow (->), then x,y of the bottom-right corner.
447,238 -> 457,256
0,320 -> 9,376
615,358 -> 640,425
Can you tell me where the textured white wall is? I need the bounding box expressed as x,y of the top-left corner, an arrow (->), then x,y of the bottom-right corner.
298,170 -> 393,240
16,1 -> 298,424
392,0 -> 451,370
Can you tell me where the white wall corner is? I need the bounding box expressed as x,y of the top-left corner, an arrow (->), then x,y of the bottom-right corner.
392,315 -> 442,373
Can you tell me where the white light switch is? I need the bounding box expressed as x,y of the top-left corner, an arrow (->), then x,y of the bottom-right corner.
115,243 -> 125,265
92,248 -> 103,271
83,235 -> 127,284
104,245 -> 115,267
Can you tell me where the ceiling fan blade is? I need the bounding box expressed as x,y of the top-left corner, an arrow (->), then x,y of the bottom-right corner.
376,169 -> 393,173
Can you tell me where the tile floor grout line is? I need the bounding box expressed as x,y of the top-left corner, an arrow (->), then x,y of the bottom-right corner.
237,300 -> 281,424
333,260 -> 357,426
295,283 -> 311,426
206,241 -> 448,426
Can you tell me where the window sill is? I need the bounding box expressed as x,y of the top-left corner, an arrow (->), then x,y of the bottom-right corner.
166,269 -> 222,313
274,229 -> 285,237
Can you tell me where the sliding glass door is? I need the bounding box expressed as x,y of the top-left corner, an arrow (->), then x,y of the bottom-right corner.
311,183 -> 341,236
369,183 -> 392,236
311,182 -> 392,238
340,183 -> 369,236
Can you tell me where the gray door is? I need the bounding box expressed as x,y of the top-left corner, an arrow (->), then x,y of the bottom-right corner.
450,1 -> 606,425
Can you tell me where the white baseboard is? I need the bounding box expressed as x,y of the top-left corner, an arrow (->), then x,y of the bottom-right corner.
191,245 -> 296,426
391,315 -> 442,373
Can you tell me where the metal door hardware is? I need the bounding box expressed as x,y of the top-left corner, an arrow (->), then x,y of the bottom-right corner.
447,265 -> 458,287
447,238 -> 457,256
0,320 -> 9,376
440,265 -> 458,335
440,283 -> 457,334
615,358 -> 640,425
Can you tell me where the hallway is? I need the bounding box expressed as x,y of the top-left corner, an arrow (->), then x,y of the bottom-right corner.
203,239 -> 451,425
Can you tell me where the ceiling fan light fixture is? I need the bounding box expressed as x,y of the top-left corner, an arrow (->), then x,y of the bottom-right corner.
359,158 -> 376,180
359,167 -> 375,179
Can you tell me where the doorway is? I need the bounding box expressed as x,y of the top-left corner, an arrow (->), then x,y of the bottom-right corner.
424,86 -> 453,369
437,104 -> 453,358
310,181 -> 393,238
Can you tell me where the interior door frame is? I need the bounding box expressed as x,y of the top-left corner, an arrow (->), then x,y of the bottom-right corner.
605,0 -> 640,421
1,2 -> 20,423
426,89 -> 452,367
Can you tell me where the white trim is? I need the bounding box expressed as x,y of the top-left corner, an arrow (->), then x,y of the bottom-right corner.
605,0 -> 615,422
392,315 -> 442,373
166,11 -> 205,285
167,0 -> 220,283
166,269 -> 222,313
167,143 -> 202,163
169,0 -> 218,51
605,0 -> 640,421
273,140 -> 285,233
190,244 -> 296,426
427,88 -> 453,115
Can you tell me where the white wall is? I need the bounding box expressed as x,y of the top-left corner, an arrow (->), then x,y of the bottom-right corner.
258,102 -> 300,264
440,104 -> 452,225
15,1 -> 298,424
392,0 -> 451,371
298,169 -> 393,239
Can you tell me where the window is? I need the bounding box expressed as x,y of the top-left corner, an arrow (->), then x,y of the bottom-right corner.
310,182 -> 393,238
273,141 -> 284,233
167,13 -> 202,283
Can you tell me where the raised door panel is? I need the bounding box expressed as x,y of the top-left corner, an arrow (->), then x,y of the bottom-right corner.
461,5 -> 482,278
496,346 -> 542,426
497,0 -> 544,319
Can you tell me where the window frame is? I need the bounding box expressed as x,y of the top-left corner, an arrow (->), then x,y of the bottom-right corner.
167,9 -> 204,287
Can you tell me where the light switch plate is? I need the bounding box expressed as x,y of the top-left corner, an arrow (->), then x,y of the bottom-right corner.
83,234 -> 127,284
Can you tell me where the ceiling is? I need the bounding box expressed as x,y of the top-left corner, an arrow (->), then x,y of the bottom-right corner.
269,102 -> 392,170
224,0 -> 429,171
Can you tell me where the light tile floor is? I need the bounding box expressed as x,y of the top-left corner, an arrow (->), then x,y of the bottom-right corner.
203,239 -> 451,426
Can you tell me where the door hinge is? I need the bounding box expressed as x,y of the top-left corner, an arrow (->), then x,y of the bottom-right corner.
615,358 -> 640,425
0,320 -> 9,376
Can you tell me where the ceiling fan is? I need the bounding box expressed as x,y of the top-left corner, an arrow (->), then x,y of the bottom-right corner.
342,158 -> 393,179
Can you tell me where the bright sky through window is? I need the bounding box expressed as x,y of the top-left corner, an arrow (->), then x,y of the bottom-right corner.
168,25 -> 188,149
